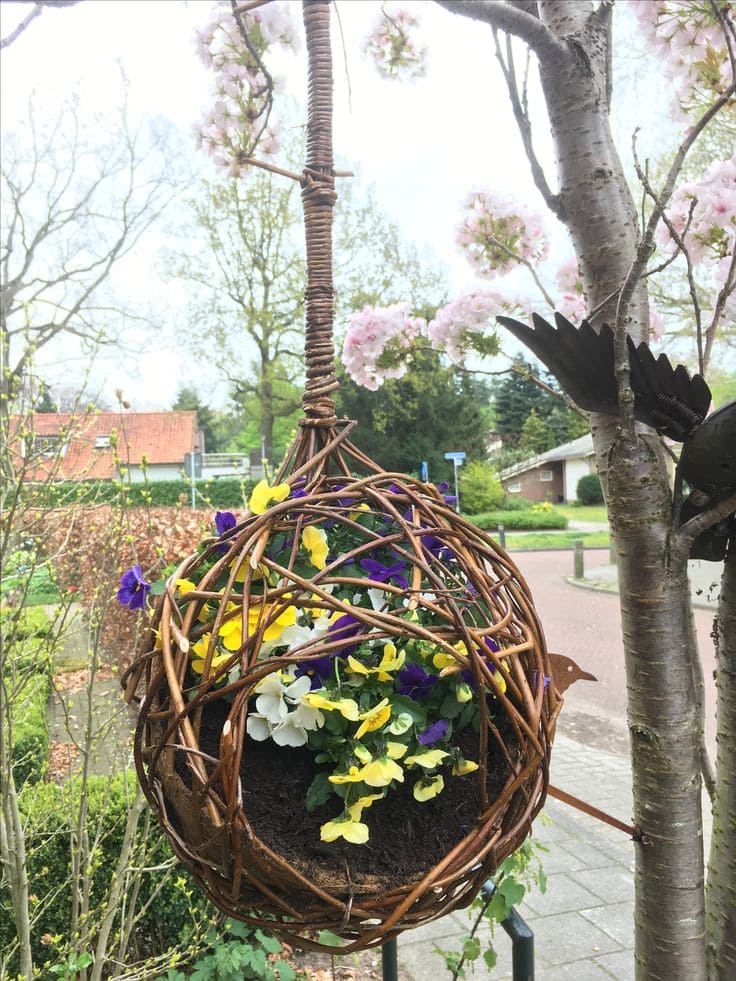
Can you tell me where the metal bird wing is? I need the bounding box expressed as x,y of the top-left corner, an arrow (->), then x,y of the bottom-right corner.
496,312 -> 712,442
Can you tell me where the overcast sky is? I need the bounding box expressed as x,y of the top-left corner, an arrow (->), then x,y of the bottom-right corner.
1,0 -> 673,410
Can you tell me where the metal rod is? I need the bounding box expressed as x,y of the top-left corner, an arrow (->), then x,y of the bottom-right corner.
381,937 -> 398,981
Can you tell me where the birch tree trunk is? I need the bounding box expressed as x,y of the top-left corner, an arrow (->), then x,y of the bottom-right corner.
438,2 -> 714,976
707,549 -> 736,979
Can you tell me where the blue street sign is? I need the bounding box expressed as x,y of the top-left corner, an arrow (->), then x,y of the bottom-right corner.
444,451 -> 466,463
420,461 -> 429,482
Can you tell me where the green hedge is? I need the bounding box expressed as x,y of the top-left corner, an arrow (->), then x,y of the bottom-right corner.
6,667 -> 52,787
577,473 -> 604,505
1,774 -> 213,975
470,509 -> 568,531
30,477 -> 256,509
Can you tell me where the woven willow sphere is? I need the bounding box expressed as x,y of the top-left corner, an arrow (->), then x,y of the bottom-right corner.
127,456 -> 560,952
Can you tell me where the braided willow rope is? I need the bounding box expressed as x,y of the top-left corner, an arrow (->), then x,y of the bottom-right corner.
122,0 -> 561,953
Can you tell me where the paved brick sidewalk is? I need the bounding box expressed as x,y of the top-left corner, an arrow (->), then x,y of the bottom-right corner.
396,733 -> 640,980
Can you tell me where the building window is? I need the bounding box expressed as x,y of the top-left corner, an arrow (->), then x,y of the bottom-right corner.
94,435 -> 111,449
508,481 -> 521,493
31,435 -> 61,458
539,469 -> 553,482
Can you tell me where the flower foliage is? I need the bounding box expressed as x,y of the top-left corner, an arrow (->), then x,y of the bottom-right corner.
362,5 -> 428,80
194,0 -> 299,175
121,477 -> 524,848
456,189 -> 548,279
342,302 -> 427,390
633,1 -> 734,116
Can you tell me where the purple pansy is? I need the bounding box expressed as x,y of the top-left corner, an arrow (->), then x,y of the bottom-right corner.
295,655 -> 336,689
417,719 -> 448,746
327,612 -> 365,656
397,662 -> 437,700
360,557 -> 410,590
215,511 -> 237,536
117,565 -> 151,611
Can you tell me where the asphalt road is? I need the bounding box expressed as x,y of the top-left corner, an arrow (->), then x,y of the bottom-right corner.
511,548 -> 719,755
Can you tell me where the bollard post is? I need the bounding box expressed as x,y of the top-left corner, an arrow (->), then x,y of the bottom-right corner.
381,937 -> 398,981
573,539 -> 584,579
498,523 -> 506,549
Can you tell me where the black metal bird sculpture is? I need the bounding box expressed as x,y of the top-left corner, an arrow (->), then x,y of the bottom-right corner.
496,312 -> 736,560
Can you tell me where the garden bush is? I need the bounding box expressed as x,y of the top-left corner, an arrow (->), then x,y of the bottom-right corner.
577,473 -> 604,505
8,669 -> 52,787
499,495 -> 535,511
32,476 -> 256,510
1,773 -> 213,975
458,460 -> 505,514
471,509 -> 568,531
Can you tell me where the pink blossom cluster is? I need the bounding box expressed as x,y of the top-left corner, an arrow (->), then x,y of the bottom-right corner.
362,6 -> 427,81
342,303 -> 427,390
656,155 -> 736,264
456,189 -> 548,279
427,290 -> 505,364
194,2 -> 298,175
633,1 -> 734,114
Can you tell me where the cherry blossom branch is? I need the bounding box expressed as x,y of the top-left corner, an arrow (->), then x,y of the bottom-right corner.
632,141 -> 706,373
492,29 -> 564,220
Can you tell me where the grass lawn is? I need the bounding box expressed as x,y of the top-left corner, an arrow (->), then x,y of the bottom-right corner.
555,504 -> 609,524
496,530 -> 611,551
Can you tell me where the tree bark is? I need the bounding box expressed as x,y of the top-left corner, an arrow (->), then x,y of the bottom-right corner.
437,2 -> 710,976
707,548 -> 736,979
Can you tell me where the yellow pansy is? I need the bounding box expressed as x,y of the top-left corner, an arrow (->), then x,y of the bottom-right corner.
249,479 -> 291,515
347,643 -> 405,682
320,815 -> 369,845
414,775 -> 445,802
386,741 -> 408,760
432,649 -> 457,671
353,743 -> 373,764
452,759 -> 479,776
455,682 -> 474,703
190,633 -> 231,676
175,578 -> 196,596
359,756 -> 404,787
302,691 -> 360,721
219,600 -> 298,651
328,766 -> 364,785
405,749 -> 450,769
302,525 -> 328,570
348,793 -> 383,819
354,698 -> 391,740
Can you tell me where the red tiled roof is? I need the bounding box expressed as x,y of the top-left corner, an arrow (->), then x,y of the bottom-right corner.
12,411 -> 199,481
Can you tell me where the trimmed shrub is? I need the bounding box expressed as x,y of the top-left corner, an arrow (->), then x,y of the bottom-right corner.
32,476 -> 256,510
458,460 -> 505,515
471,509 -> 568,531
9,670 -> 52,787
577,473 -> 604,505
0,773 -> 213,975
500,496 -> 535,511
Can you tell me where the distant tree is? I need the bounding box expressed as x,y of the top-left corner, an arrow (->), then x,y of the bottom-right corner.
493,361 -> 582,448
32,382 -> 56,413
336,347 -> 492,477
171,386 -> 233,454
518,408 -> 553,456
1,97 -> 181,420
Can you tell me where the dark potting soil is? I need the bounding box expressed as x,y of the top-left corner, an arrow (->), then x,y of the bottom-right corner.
180,699 -> 515,892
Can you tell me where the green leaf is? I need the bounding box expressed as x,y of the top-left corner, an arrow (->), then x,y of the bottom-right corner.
440,693 -> 463,719
316,929 -> 344,947
255,929 -> 283,953
483,946 -> 498,970
462,936 -> 481,961
305,772 -> 333,812
275,962 -> 296,981
538,868 -> 548,894
498,877 -> 526,907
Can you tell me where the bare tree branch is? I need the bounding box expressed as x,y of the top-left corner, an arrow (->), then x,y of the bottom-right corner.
434,0 -> 566,64
0,0 -> 81,49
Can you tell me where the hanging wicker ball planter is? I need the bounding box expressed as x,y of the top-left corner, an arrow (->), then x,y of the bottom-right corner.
122,0 -> 562,953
